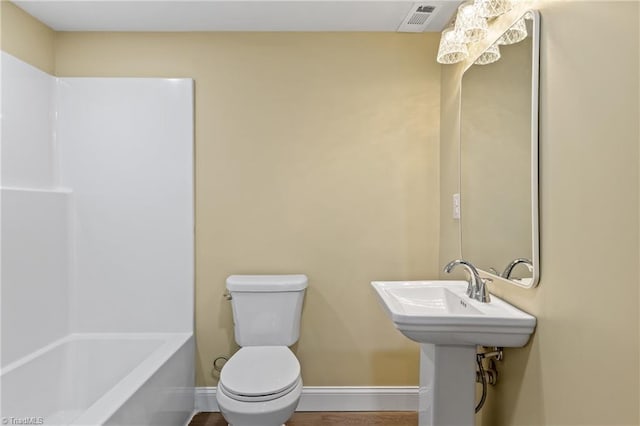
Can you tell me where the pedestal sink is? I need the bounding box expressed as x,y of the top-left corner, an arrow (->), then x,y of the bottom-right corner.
371,280 -> 536,426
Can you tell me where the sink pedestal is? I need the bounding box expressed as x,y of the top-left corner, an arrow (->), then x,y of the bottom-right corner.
419,344 -> 476,426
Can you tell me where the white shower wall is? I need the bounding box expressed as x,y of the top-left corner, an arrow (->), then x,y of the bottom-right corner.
1,53 -> 194,364
1,53 -> 56,189
57,78 -> 194,332
1,188 -> 70,366
1,52 -> 69,367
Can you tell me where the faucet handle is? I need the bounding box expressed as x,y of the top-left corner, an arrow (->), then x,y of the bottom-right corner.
478,278 -> 492,303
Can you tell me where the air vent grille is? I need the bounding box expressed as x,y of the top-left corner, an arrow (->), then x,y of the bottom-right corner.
398,3 -> 438,33
407,12 -> 430,26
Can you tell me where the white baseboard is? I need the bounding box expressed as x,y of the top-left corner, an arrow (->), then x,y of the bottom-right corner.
195,386 -> 419,412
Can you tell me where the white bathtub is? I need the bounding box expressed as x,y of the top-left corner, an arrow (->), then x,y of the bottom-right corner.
0,333 -> 194,425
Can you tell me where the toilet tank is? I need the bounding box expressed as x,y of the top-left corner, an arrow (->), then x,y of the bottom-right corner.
226,274 -> 307,347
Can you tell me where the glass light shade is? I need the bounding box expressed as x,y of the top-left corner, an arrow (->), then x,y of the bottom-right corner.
455,2 -> 488,43
437,28 -> 469,64
474,43 -> 501,65
474,0 -> 513,18
498,18 -> 528,45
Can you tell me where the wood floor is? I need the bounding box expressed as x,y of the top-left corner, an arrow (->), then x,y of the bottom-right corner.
190,412 -> 418,426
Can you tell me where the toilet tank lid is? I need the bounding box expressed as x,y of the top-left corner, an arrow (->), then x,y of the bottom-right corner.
226,274 -> 308,292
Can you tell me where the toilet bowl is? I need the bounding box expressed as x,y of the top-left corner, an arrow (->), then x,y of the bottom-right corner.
216,275 -> 308,426
216,346 -> 303,426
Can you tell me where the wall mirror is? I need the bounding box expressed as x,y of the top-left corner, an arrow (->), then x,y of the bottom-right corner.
460,10 -> 540,288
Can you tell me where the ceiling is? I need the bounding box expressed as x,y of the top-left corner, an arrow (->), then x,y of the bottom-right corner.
14,0 -> 461,32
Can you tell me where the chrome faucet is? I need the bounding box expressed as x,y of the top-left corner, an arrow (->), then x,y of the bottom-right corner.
501,258 -> 533,279
444,259 -> 491,303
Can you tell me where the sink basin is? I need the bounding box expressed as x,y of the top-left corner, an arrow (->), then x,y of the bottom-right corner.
371,280 -> 536,347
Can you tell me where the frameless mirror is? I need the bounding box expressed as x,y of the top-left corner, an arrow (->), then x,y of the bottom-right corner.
460,10 -> 540,288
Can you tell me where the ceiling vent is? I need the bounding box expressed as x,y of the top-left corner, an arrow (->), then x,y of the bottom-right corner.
397,3 -> 437,33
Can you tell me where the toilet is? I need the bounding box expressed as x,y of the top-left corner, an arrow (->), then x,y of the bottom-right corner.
216,274 -> 307,426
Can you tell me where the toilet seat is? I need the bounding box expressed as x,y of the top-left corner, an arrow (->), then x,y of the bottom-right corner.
219,346 -> 301,403
219,377 -> 301,402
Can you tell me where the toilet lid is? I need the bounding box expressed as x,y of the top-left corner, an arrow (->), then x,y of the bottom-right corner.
220,346 -> 300,398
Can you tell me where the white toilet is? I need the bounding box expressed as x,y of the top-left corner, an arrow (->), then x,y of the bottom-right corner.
216,274 -> 307,426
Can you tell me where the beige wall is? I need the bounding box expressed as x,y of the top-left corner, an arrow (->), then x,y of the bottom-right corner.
0,0 -> 54,73
54,32 -> 442,386
441,2 -> 640,425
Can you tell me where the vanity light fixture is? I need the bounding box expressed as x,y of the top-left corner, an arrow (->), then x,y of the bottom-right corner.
475,0 -> 513,18
454,1 -> 488,43
474,43 -> 501,65
497,17 -> 528,44
437,27 -> 469,64
436,0 -> 529,65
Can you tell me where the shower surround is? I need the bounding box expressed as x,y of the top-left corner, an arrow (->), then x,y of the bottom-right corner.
0,52 -> 195,425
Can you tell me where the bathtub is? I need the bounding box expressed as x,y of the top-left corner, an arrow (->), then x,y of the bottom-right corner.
0,333 -> 194,425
